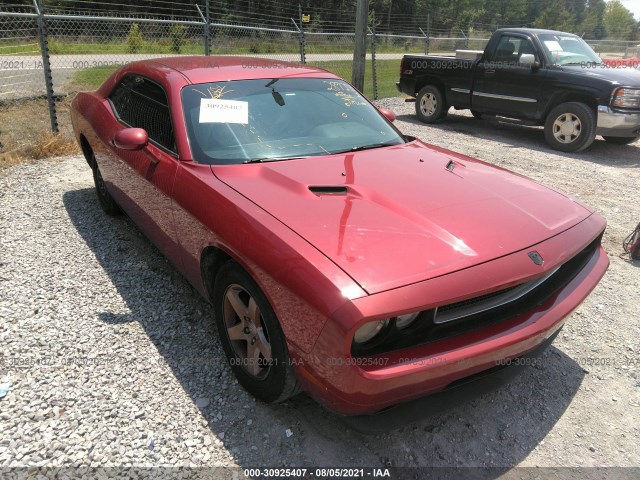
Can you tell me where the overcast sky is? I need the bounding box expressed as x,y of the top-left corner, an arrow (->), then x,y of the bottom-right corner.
619,0 -> 639,20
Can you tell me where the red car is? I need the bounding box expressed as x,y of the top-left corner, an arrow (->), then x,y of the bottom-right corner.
603,57 -> 640,69
71,56 -> 608,415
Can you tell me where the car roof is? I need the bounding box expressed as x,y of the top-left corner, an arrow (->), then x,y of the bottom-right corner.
145,56 -> 340,84
495,28 -> 579,37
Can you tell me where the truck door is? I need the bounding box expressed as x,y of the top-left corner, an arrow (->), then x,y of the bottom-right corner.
472,34 -> 545,119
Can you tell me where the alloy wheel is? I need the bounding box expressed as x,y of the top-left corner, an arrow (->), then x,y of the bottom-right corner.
223,284 -> 273,379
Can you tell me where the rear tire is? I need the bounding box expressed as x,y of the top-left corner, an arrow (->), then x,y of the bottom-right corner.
603,136 -> 638,145
213,262 -> 301,404
543,102 -> 596,152
415,86 -> 448,123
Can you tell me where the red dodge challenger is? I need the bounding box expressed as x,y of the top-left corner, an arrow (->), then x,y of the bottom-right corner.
71,56 -> 609,415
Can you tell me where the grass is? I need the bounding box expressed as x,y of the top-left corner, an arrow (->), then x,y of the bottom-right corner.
0,37 -> 426,56
69,66 -> 120,91
308,59 -> 399,99
0,35 -> 454,56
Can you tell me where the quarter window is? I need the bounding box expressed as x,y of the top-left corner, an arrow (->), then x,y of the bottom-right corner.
109,75 -> 176,153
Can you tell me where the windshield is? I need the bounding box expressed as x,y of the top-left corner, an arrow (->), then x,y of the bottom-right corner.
538,34 -> 602,66
181,78 -> 405,165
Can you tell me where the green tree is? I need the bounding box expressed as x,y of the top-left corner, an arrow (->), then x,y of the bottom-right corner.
533,6 -> 577,32
580,0 -> 607,38
126,23 -> 143,53
604,0 -> 636,39
169,25 -> 187,53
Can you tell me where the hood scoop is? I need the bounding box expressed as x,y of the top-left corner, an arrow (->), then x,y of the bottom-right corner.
308,185 -> 348,195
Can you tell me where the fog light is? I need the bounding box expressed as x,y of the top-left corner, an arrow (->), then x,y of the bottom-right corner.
354,319 -> 389,344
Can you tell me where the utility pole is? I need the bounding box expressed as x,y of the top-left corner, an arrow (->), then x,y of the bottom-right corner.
352,0 -> 368,93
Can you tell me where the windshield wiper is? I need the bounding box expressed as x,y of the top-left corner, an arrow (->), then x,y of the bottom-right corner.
244,155 -> 307,164
333,141 -> 399,154
562,61 -> 601,66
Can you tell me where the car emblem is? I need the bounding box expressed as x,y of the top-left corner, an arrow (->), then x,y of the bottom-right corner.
528,251 -> 544,265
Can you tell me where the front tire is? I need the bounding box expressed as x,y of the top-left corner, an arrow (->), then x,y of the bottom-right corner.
603,136 -> 638,145
213,262 -> 300,403
544,102 -> 596,152
91,161 -> 121,216
415,85 -> 448,123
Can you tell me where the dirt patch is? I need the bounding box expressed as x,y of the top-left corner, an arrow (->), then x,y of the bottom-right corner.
0,96 -> 78,171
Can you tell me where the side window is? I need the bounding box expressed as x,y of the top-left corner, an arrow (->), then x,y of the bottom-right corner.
109,75 -> 176,153
491,35 -> 539,65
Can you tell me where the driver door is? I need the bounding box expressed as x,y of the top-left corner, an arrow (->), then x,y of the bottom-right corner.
103,74 -> 183,268
473,34 -> 546,119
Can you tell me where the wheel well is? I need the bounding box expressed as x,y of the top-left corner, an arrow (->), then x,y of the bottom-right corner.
415,80 -> 446,100
79,135 -> 96,169
544,95 -> 597,119
201,246 -> 233,302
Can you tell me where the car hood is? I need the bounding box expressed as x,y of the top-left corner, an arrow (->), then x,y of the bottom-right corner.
212,140 -> 591,294
562,65 -> 640,86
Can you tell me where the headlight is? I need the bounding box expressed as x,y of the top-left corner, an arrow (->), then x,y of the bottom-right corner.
351,310 -> 435,356
353,319 -> 389,344
353,311 -> 423,345
612,88 -> 640,109
395,312 -> 420,329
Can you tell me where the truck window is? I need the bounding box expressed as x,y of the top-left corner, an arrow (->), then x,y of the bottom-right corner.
490,35 -> 539,65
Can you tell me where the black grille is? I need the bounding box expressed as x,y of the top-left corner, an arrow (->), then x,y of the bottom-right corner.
437,284 -> 520,314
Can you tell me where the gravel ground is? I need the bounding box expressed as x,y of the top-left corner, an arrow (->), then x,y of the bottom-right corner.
1,98 -> 639,476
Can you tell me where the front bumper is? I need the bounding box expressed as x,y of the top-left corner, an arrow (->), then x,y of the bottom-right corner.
596,105 -> 640,137
293,215 -> 608,415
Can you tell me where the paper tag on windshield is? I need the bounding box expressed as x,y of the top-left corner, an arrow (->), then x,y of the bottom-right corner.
199,99 -> 248,124
544,40 -> 562,51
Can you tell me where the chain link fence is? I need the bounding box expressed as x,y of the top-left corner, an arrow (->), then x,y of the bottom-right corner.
1,1 -> 639,161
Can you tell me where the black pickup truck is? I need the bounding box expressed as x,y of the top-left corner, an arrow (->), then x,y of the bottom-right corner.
397,28 -> 640,152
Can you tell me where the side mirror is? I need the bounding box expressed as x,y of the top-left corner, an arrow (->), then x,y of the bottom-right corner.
379,108 -> 396,123
113,128 -> 148,151
519,53 -> 538,69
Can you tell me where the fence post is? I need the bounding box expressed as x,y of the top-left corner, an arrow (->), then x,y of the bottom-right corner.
419,26 -> 429,55
204,0 -> 211,55
196,2 -> 211,55
465,21 -> 471,48
370,13 -> 378,100
298,4 -> 306,64
426,13 -> 431,54
352,0 -> 368,93
33,0 -> 58,134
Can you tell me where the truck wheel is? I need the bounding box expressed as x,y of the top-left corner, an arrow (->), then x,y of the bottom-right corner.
544,102 -> 596,153
602,136 -> 638,145
416,86 -> 448,123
